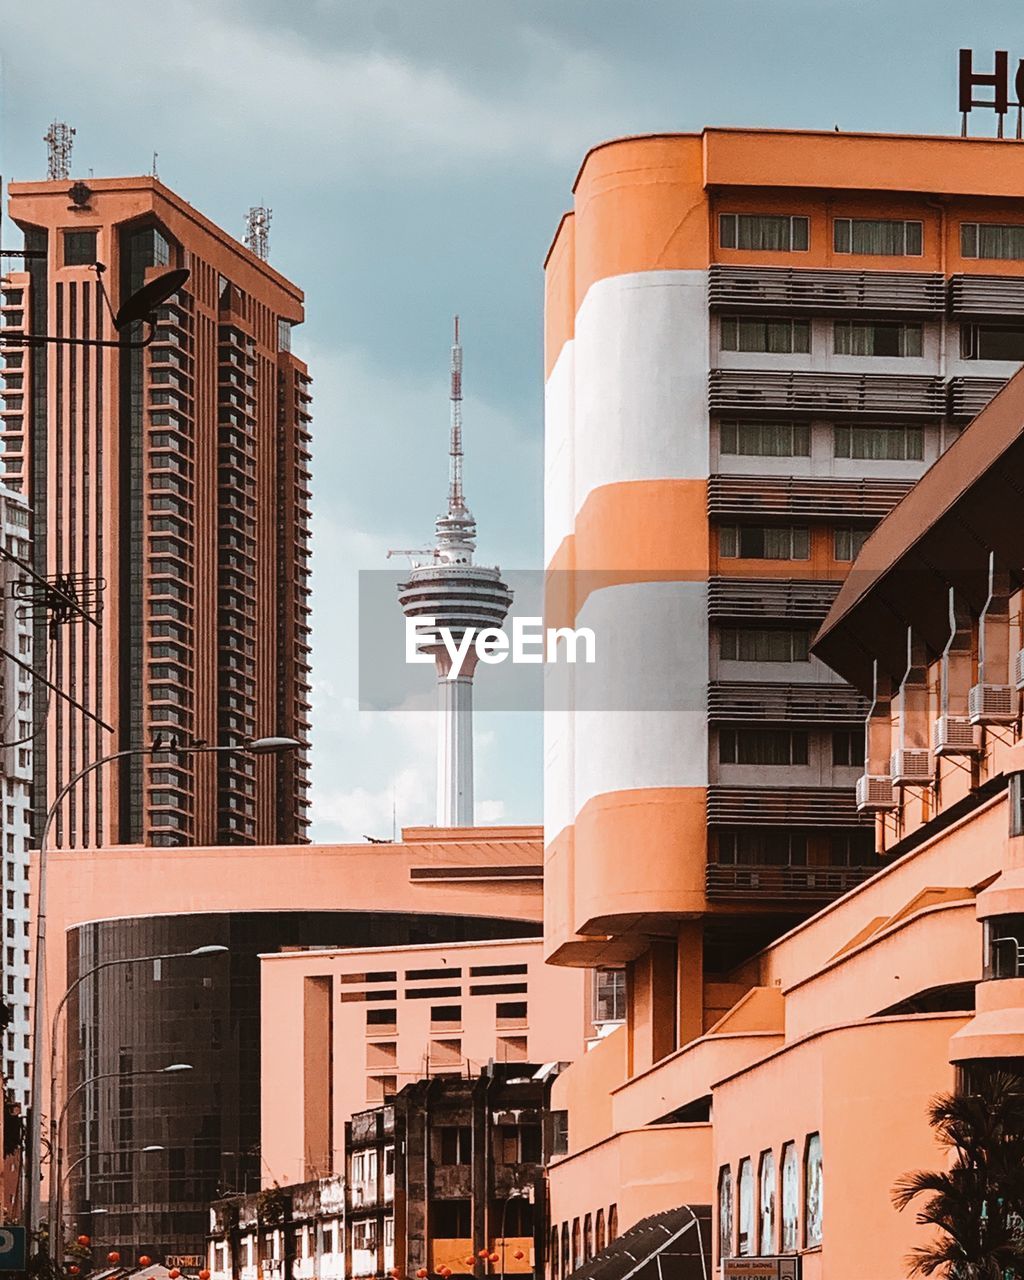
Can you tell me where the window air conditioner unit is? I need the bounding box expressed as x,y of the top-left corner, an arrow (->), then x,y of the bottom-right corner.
968,682 -> 1017,725
856,774 -> 896,812
933,715 -> 981,757
1016,650 -> 1024,691
890,749 -> 933,785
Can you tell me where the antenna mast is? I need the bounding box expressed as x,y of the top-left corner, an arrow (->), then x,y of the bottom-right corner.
44,121 -> 75,181
245,205 -> 272,262
449,315 -> 464,515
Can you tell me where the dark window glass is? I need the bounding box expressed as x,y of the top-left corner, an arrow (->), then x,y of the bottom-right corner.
719,729 -> 808,766
831,729 -> 863,767
63,230 -> 97,266
961,324 -> 1024,362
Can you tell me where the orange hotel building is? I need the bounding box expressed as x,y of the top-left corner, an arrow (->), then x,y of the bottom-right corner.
2,176 -> 312,849
543,128 -> 1024,1278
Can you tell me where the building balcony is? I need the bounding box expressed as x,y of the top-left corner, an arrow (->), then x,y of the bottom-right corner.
947,376 -> 1008,420
707,681 -> 869,725
707,576 -> 841,622
708,474 -> 913,521
706,785 -> 871,827
705,861 -> 877,902
708,265 -> 945,314
709,369 -> 945,418
949,273 -> 1024,316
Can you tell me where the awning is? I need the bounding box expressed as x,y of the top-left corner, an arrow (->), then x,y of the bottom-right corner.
567,1205 -> 711,1280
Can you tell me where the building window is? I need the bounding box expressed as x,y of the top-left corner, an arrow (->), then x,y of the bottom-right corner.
984,914 -> 1024,980
719,419 -> 810,458
780,1142 -> 799,1252
571,1221 -> 581,1271
607,1205 -> 617,1243
834,218 -> 922,256
833,320 -> 923,357
550,1228 -> 560,1280
720,317 -> 810,354
434,1199 -> 471,1237
720,729 -> 808,767
560,1224 -> 569,1279
436,1125 -> 472,1165
960,323 -> 1024,361
834,527 -> 869,562
495,1122 -> 541,1164
831,729 -> 864,767
804,1133 -> 823,1248
1011,773 -> 1024,838
594,968 -> 626,1023
595,1209 -> 605,1253
719,213 -> 809,252
583,1214 -> 593,1263
738,1158 -> 754,1256
719,627 -> 811,663
759,1150 -> 776,1255
717,830 -> 808,867
719,525 -> 810,560
718,1167 -> 734,1262
961,222 -> 1024,260
833,424 -> 924,461
63,230 -> 98,266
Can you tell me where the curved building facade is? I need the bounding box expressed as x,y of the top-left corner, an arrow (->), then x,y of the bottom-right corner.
64,909 -> 540,1258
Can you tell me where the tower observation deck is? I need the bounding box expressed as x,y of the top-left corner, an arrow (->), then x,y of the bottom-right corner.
393,319 -> 513,826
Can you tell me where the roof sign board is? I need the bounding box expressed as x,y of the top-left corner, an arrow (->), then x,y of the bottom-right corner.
722,1259 -> 801,1280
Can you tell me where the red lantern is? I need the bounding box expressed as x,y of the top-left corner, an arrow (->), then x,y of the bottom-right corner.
68,1268 -> 80,1277
477,1251 -> 489,1260
77,1237 -> 91,1248
513,1252 -> 525,1262
464,1261 -> 475,1269
199,1272 -> 211,1280
107,1253 -> 121,1265
488,1255 -> 499,1265
416,1271 -> 428,1279
169,1270 -> 181,1278
138,1258 -> 152,1268
389,1271 -> 401,1279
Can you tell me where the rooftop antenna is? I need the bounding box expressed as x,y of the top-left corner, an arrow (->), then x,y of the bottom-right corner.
44,120 -> 75,181
244,205 -> 272,262
152,151 -> 159,179
449,315 -> 465,516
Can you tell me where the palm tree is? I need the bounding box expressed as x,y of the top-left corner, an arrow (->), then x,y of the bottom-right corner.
893,1070 -> 1024,1278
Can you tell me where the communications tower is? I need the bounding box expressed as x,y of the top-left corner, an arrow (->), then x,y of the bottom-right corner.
391,319 -> 512,826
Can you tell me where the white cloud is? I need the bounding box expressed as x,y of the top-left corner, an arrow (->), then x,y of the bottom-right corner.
7,0 -> 636,179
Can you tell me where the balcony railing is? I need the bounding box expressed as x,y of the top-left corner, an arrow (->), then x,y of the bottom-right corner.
708,681 -> 870,725
947,376 -> 1008,420
706,861 -> 878,902
708,265 -> 945,313
949,274 -> 1024,317
708,474 -> 913,521
709,370 -> 945,418
707,577 -> 841,622
707,785 -> 871,827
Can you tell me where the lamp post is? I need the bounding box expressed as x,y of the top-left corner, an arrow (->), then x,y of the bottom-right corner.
27,735 -> 300,1247
52,1067 -> 191,1257
48,950 -> 226,1252
498,1188 -> 531,1280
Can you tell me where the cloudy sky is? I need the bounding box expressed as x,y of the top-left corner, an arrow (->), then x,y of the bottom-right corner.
1,1 -> 1015,840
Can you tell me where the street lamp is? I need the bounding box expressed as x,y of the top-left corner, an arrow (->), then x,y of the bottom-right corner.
0,265 -> 189,350
47,949 -> 228,1249
28,735 -> 300,1244
52,1067 -> 191,1252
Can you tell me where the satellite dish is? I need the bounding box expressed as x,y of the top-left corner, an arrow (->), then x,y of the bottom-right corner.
113,267 -> 190,330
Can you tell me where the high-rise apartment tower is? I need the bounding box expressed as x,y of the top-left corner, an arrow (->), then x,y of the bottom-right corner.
1,176 -> 312,847
543,125 -> 1024,1259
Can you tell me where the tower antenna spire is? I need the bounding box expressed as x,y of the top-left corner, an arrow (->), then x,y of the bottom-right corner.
44,121 -> 75,181
449,315 -> 464,515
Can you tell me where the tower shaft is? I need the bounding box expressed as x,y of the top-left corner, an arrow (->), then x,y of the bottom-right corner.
436,669 -> 474,826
